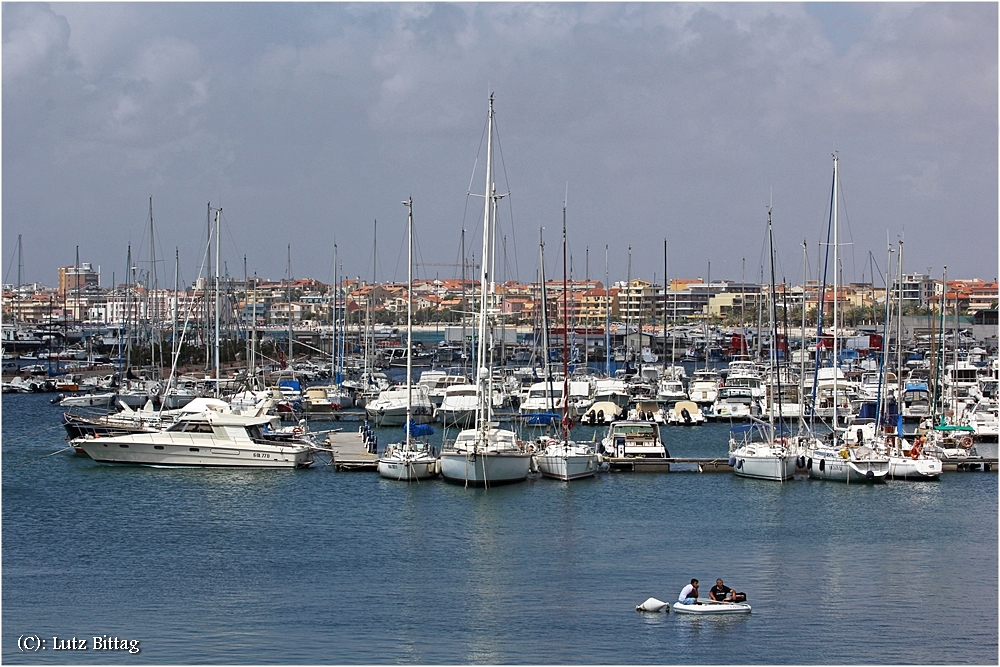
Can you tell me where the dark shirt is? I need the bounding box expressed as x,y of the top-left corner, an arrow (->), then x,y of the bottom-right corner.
710,584 -> 731,601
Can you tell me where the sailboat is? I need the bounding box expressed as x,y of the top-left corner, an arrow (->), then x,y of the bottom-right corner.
439,95 -> 532,486
378,197 -> 439,481
729,207 -> 798,481
805,155 -> 889,483
536,195 -> 600,481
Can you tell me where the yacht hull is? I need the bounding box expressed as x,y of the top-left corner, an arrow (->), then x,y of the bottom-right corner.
440,451 -> 531,486
377,456 -> 439,481
888,455 -> 942,480
806,450 -> 888,482
536,450 -> 598,481
732,453 -> 797,481
76,437 -> 313,468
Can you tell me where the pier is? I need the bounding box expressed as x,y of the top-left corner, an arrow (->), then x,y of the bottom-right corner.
606,457 -> 734,473
324,430 -> 379,471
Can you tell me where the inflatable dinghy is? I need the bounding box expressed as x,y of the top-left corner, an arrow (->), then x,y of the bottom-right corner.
635,597 -> 669,612
672,600 -> 751,614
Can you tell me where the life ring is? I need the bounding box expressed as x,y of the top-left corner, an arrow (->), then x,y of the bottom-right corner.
292,426 -> 304,436
960,435 -> 974,449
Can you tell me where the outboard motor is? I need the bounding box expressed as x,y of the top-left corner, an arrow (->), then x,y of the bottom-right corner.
681,407 -> 691,424
597,409 -> 605,425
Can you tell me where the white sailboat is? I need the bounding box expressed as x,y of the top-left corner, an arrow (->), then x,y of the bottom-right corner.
440,95 -> 531,486
378,197 -> 439,481
729,207 -> 797,481
536,195 -> 599,481
805,155 -> 888,483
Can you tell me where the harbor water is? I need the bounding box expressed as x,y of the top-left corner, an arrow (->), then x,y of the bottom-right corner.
3,391 -> 997,664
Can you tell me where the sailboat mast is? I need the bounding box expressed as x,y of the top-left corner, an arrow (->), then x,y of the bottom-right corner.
799,240 -> 808,432
476,95 -> 495,432
404,197 -> 413,448
767,208 -> 782,434
663,239 -> 667,372
875,236 -> 894,436
562,197 -> 570,444
605,245 -> 610,377
214,208 -> 221,394
539,229 -> 550,402
832,155 -> 839,438
286,244 -> 293,367
896,239 -> 904,401
171,248 -> 179,383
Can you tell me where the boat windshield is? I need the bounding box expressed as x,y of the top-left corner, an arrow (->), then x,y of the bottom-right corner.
612,423 -> 657,437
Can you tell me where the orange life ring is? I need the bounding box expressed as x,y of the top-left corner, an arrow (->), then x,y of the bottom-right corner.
959,435 -> 974,449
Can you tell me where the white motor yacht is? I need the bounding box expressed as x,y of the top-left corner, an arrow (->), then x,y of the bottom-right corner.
435,384 -> 479,428
365,384 -> 434,426
600,419 -> 668,458
73,409 -> 315,468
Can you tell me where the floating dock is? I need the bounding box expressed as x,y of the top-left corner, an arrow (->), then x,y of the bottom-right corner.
605,457 -> 734,473
324,430 -> 379,471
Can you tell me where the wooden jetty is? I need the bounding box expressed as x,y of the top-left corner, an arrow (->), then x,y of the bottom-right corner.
606,457 -> 734,473
941,457 -> 997,472
325,430 -> 379,471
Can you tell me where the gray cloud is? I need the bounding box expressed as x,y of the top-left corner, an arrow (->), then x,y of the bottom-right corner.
4,2 -> 996,290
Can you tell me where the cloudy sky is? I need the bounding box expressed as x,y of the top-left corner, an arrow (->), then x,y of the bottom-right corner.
3,2 -> 996,292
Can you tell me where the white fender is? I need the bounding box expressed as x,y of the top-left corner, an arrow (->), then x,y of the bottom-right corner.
636,597 -> 668,612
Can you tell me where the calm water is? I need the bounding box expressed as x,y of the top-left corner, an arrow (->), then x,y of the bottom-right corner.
3,391 -> 997,664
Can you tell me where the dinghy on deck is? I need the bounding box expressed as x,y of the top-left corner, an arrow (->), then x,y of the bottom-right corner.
672,599 -> 751,615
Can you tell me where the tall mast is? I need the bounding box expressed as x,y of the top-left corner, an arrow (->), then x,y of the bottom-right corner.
562,195 -> 570,444
205,202 -> 212,369
286,244 -> 293,367
460,228 -> 468,377
172,248 -> 179,378
476,95 -> 495,433
832,155 -> 839,438
767,207 -> 781,436
662,239 -> 667,372
896,239 -> 904,402
16,234 -> 23,323
605,245 -> 610,377
333,243 -> 338,383
539,229 -> 550,397
799,240 -> 808,432
626,246 -> 632,366
403,197 -> 414,448
214,208 -> 221,394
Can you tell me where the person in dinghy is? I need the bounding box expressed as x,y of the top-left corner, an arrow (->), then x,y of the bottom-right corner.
678,579 -> 700,605
709,578 -> 747,603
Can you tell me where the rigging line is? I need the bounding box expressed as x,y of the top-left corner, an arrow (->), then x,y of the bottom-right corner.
3,236 -> 21,284
491,115 -> 520,283
12,445 -> 77,467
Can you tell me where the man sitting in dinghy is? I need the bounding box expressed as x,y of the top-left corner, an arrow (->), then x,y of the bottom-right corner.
678,579 -> 700,605
709,579 -> 746,603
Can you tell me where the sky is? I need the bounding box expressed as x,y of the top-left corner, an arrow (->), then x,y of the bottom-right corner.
3,2 -> 997,292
